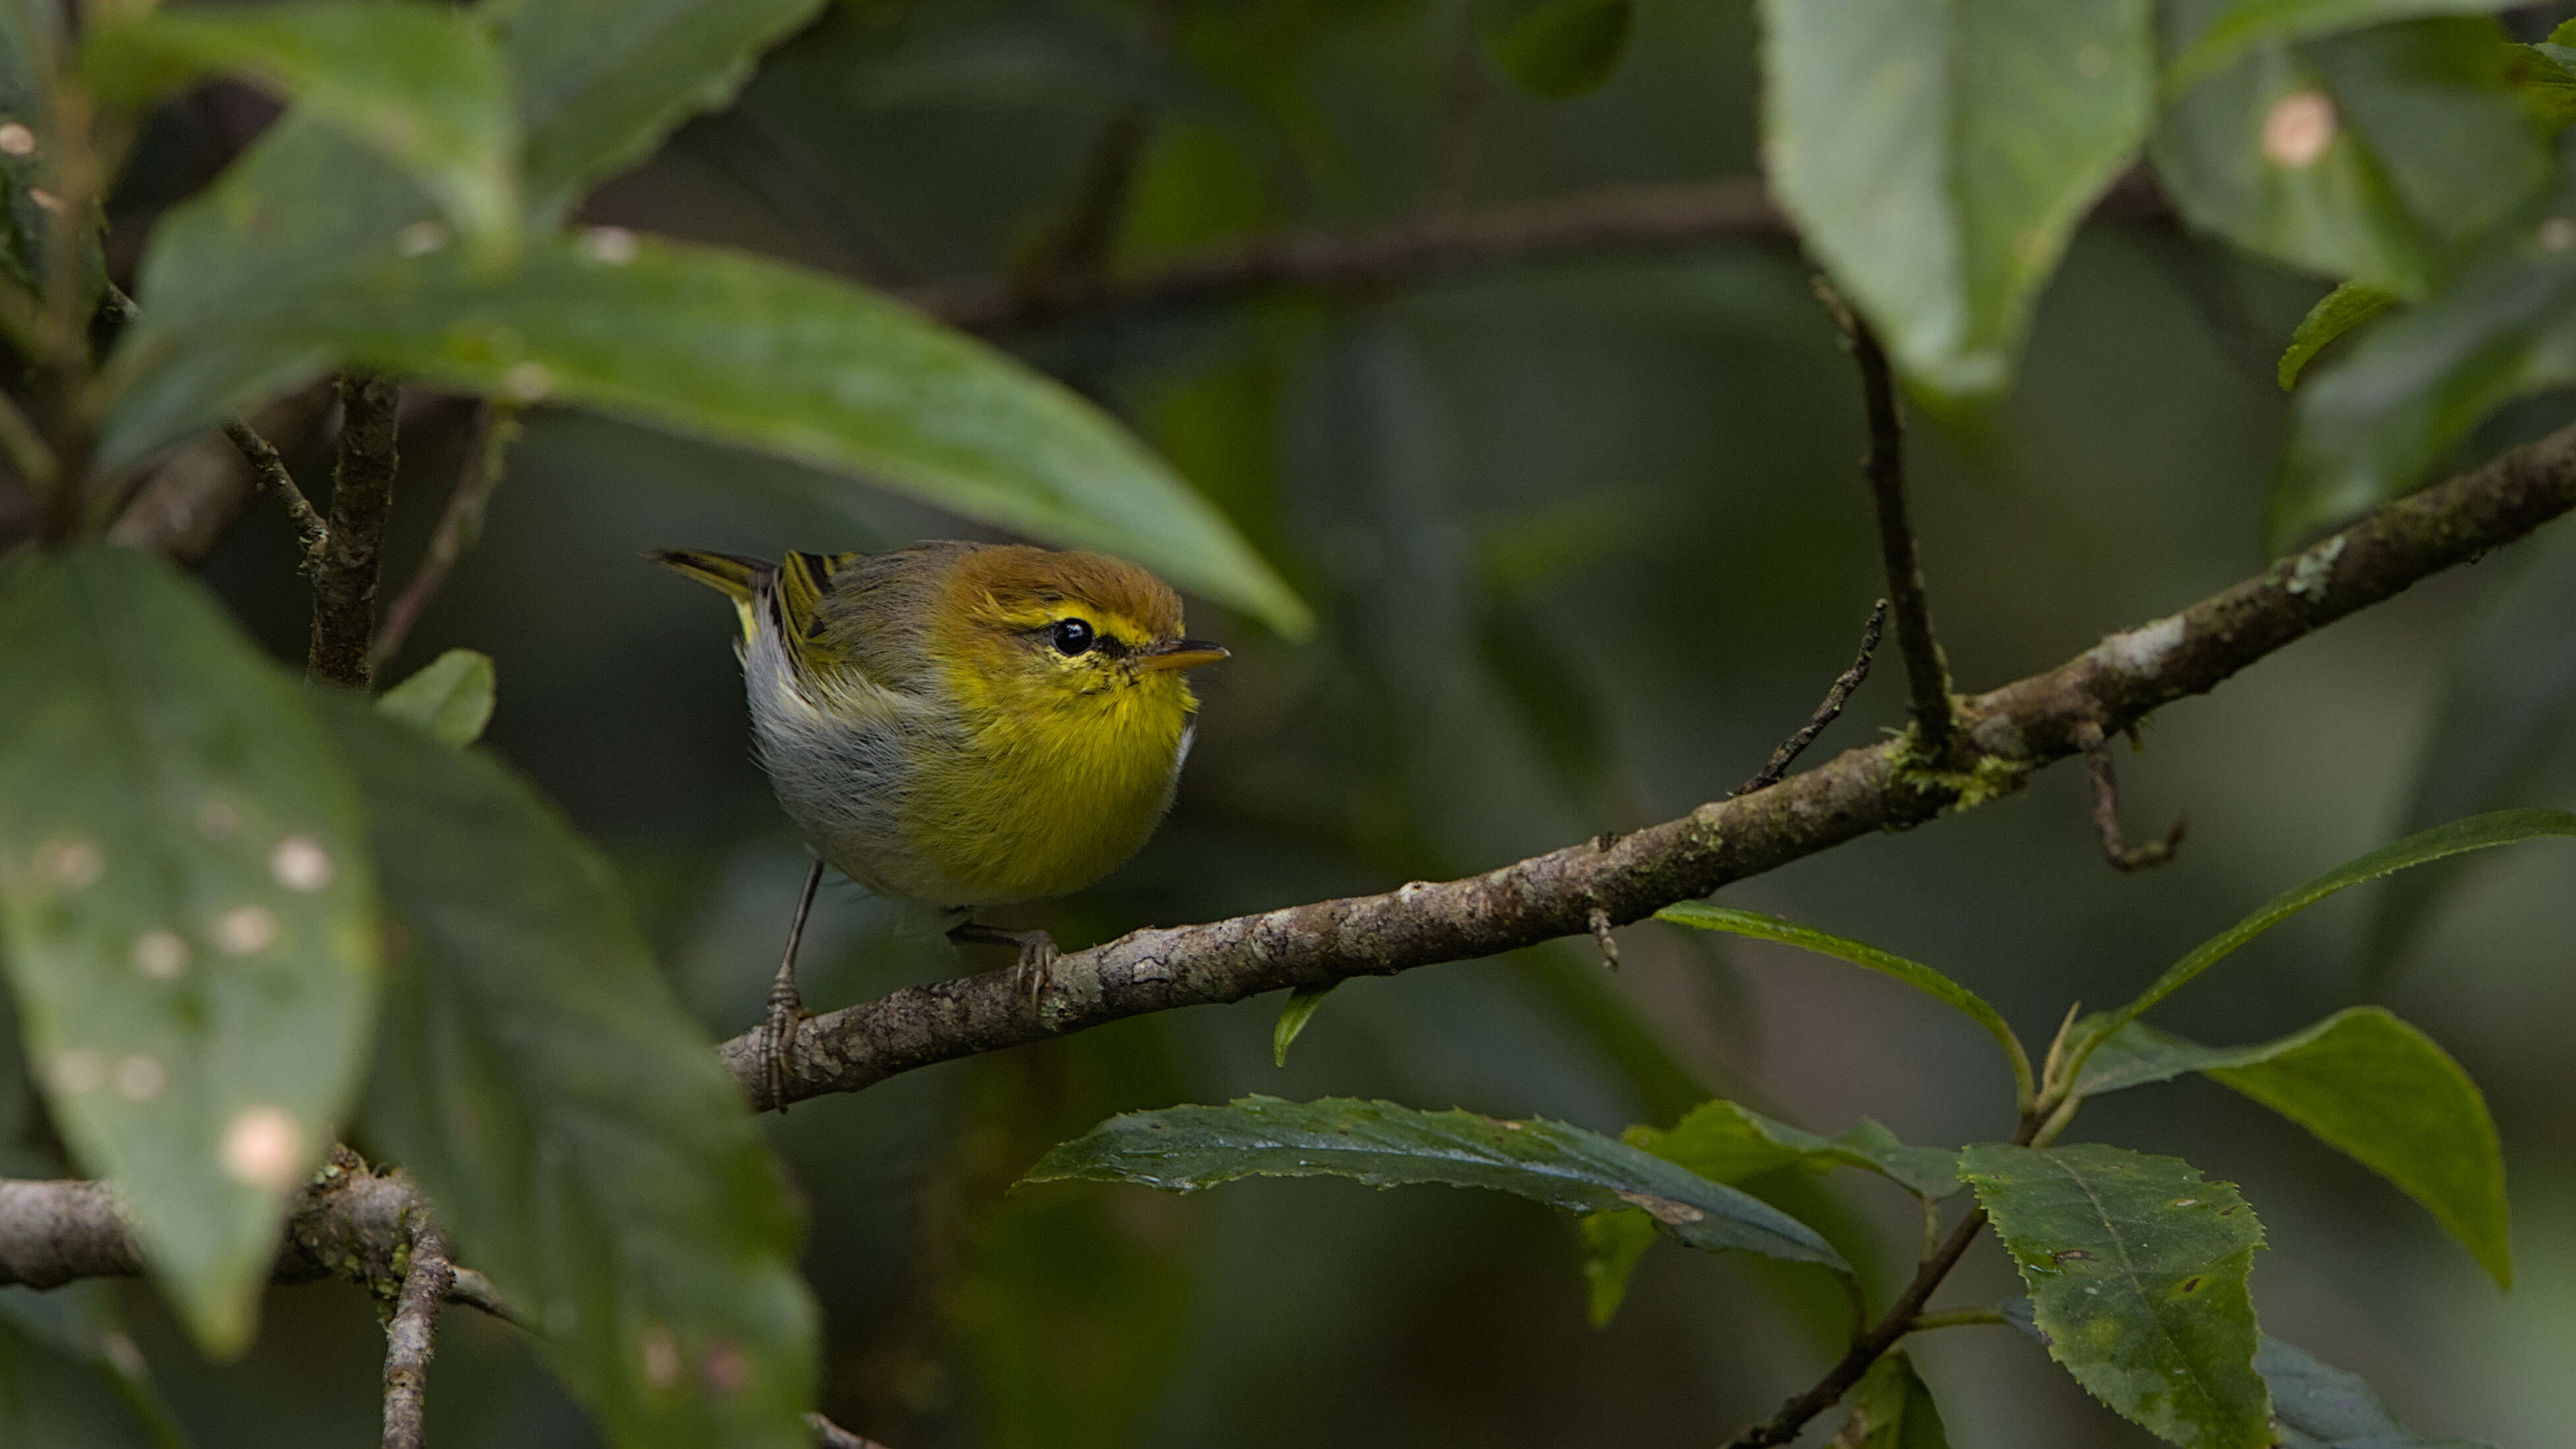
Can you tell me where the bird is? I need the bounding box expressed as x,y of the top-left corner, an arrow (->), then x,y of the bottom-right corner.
652,540 -> 1227,1104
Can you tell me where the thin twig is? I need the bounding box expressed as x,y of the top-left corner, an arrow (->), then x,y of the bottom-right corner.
1906,1306 -> 2006,1333
222,419 -> 329,570
1586,906 -> 1620,969
2076,720 -> 2185,871
1732,600 -> 1888,797
307,372 -> 401,689
380,1225 -> 453,1449
1816,284 -> 1957,758
807,1413 -> 896,1449
373,403 -> 518,669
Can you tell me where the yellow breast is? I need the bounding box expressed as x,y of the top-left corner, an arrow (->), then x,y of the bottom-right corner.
896,644 -> 1198,904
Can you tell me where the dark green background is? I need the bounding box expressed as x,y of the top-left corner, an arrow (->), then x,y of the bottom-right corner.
56,0 -> 2576,1442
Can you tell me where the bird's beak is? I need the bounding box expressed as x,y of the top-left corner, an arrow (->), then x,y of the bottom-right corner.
1139,637 -> 1229,672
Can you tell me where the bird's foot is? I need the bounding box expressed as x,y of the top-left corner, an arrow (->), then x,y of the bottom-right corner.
758,976 -> 811,1113
948,921 -> 1061,1006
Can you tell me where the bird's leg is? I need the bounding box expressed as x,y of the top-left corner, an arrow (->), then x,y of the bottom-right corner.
761,857 -> 825,1112
947,919 -> 1061,1006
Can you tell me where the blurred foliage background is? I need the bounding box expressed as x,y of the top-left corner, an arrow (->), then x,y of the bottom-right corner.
57,0 -> 2576,1443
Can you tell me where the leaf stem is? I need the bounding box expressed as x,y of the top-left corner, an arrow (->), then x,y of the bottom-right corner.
1906,1306 -> 2006,1333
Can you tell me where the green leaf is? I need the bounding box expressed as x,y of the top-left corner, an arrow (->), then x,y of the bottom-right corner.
2164,0 -> 2519,94
1577,1210 -> 1656,1327
2151,18 -> 2547,303
1022,1096 -> 1850,1272
2001,1302 -> 2492,1448
2084,811 -> 2576,1055
486,0 -> 827,224
2272,168 -> 2576,545
323,700 -> 815,1449
1488,0 -> 1633,100
2277,279 -> 2398,388
1271,984 -> 1332,1066
0,546 -> 377,1357
100,231 -> 1309,638
1758,0 -> 2153,398
377,647 -> 496,747
2255,1334 -> 2494,1448
112,0 -> 832,439
1831,1349 -> 1950,1449
1656,904 -> 2033,1109
1648,1099 -> 1961,1200
1962,1144 -> 2271,1449
2077,1008 -> 2509,1287
84,0 -> 520,263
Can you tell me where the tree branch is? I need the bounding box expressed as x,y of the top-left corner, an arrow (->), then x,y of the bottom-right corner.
380,1224 -> 453,1449
372,403 -> 518,670
2077,719 -> 2185,871
724,418 -> 2576,1111
307,372 -> 400,689
807,1413 -> 896,1449
910,169 -> 2171,334
223,419 -> 329,572
107,386 -> 334,565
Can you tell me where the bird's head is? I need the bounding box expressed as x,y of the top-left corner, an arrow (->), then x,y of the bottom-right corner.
934,545 -> 1226,724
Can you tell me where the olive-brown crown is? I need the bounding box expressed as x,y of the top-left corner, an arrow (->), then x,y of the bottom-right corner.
945,544 -> 1186,642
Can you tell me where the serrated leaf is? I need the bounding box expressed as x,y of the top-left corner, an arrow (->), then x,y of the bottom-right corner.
0,546 -> 377,1357
2151,18 -> 2546,304
2072,1006 -> 2509,1287
1759,0 -> 2152,398
1656,904 -> 2032,1107
377,648 -> 495,747
1271,984 -> 1331,1066
323,700 -> 815,1449
1023,1096 -> 1849,1272
84,0 -> 520,263
1488,0 -> 1633,100
100,231 -> 1309,637
2001,1301 -> 2492,1448
1831,1349 -> 1950,1449
2273,164 -> 2576,545
1963,1144 -> 2271,1449
2277,279 -> 2397,388
2084,810 -> 2576,1053
2164,1 -> 2519,94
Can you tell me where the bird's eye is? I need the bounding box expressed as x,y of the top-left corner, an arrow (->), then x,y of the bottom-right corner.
1050,618 -> 1095,656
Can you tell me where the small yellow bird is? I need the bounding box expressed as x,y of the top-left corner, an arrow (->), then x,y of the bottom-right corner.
653,540 -> 1226,1096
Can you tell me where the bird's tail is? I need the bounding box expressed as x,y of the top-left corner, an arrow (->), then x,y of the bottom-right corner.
649,548 -> 772,644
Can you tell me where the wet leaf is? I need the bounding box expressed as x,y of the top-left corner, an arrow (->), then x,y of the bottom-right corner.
1963,1144 -> 2271,1448
326,700 -> 815,1449
2075,1007 -> 2508,1287
1759,0 -> 2152,398
1022,1095 -> 1849,1272
377,648 -> 496,747
0,546 -> 377,1357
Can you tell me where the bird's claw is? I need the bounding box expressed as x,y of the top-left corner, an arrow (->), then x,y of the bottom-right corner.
758,984 -> 810,1113
1009,931 -> 1061,1007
